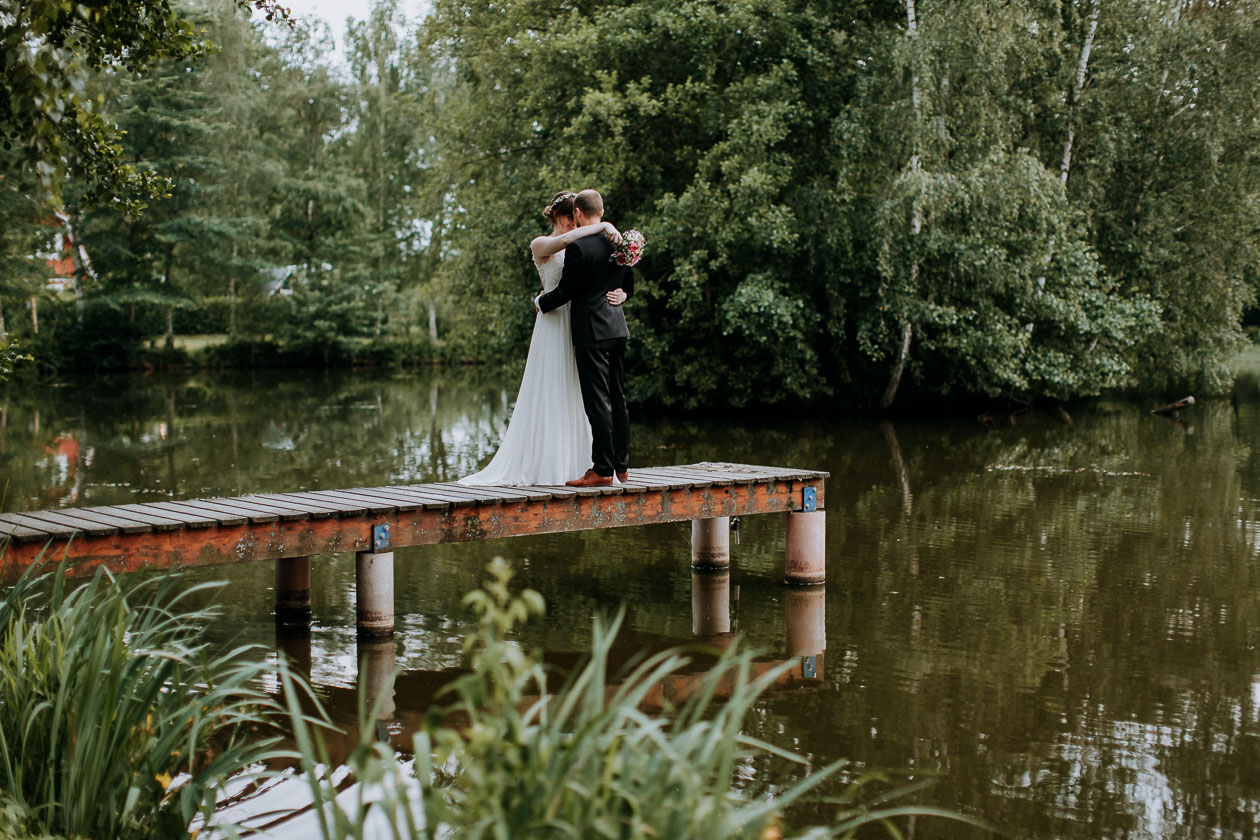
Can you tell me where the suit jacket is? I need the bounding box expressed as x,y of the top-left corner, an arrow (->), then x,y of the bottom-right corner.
537,232 -> 633,345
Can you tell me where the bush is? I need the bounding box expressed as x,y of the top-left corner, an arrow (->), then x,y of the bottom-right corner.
171,296 -> 232,335
21,299 -> 150,372
0,562 -> 281,840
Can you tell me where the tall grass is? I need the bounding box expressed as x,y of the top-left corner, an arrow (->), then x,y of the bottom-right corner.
0,561 -> 281,840
285,559 -> 982,839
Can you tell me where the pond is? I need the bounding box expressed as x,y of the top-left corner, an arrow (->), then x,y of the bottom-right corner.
3,367 -> 1260,839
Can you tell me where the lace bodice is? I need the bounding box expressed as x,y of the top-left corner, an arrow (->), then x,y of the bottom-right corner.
536,249 -> 565,292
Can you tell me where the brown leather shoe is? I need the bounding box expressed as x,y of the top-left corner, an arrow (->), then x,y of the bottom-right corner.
566,469 -> 613,487
616,471 -> 628,483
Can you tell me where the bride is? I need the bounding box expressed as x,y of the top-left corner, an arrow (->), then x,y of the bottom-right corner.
459,190 -> 626,486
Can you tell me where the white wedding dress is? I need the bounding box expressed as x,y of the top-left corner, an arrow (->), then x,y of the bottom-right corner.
458,250 -> 592,485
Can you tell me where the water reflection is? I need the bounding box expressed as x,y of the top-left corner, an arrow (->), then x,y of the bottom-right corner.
0,370 -> 520,510
5,371 -> 1260,838
691,569 -> 731,638
226,575 -> 827,838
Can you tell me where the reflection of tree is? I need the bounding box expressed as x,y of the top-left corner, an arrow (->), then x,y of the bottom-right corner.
0,368 -> 521,510
759,402 -> 1260,839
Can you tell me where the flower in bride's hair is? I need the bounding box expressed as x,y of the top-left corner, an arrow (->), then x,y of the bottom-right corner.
610,230 -> 646,267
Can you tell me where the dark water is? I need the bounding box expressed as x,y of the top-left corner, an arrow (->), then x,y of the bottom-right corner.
4,368 -> 1260,839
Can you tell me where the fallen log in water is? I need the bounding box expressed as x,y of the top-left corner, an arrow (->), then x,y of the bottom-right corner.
1152,395 -> 1195,415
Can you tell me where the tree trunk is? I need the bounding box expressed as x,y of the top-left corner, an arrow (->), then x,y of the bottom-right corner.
882,0 -> 923,410
164,248 -> 175,350
29,298 -> 38,335
376,77 -> 388,339
881,320 -> 913,410
1028,0 -> 1100,338
427,300 -> 438,343
229,242 -> 238,336
66,208 -> 88,325
0,299 -> 7,340
1061,0 -> 1100,188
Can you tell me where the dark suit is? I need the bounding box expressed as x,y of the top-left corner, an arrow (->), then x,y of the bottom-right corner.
537,232 -> 634,477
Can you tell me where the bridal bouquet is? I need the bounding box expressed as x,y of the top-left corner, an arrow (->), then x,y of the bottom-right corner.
610,230 -> 646,267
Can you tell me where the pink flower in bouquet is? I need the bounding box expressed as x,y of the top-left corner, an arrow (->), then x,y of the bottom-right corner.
610,230 -> 646,267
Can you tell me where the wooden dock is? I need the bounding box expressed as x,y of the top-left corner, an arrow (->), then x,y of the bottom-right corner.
0,462 -> 828,634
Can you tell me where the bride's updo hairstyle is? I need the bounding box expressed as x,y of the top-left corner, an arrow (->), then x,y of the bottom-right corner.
542,191 -> 576,223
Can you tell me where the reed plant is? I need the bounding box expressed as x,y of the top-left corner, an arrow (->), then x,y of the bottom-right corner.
286,558 -> 978,839
0,561 -> 281,840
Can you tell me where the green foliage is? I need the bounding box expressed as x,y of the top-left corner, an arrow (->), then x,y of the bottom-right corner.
865,149 -> 1158,399
0,562 -> 281,839
0,0 -> 290,209
0,793 -> 64,840
421,0 -> 1260,406
7,0 -> 1260,404
0,339 -> 32,381
284,558 -> 981,839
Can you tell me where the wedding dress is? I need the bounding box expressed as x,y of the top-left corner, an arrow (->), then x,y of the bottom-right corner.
458,250 -> 592,485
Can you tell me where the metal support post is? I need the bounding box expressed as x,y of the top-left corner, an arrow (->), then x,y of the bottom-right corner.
356,550 -> 395,637
785,511 -> 825,585
691,516 -> 731,569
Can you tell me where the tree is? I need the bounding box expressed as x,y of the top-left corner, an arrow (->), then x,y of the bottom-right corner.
421,0 -> 1260,407
1056,0 -> 1260,392
345,0 -> 437,341
0,0 -> 290,209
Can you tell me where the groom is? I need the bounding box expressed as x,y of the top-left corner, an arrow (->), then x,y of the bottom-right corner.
536,189 -> 633,487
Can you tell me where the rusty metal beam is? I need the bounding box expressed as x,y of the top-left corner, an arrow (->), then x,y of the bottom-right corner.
2,474 -> 826,580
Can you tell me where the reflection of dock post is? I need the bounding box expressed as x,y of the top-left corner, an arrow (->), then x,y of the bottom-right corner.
784,511 -> 825,585
691,570 -> 731,638
357,637 -> 397,721
276,625 -> 313,680
356,550 -> 394,637
785,586 -> 826,656
691,517 -> 730,569
275,555 -> 312,627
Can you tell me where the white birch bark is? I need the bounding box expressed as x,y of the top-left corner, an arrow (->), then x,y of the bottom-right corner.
1028,0 -> 1100,338
1061,0 -> 1101,188
64,209 -> 88,325
881,0 -> 924,410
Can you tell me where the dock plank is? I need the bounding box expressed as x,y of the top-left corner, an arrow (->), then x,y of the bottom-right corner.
270,492 -> 380,518
336,488 -> 422,512
120,503 -> 219,528
139,501 -> 226,528
362,487 -> 459,510
432,483 -> 555,502
163,500 -> 252,526
248,494 -> 343,519
394,486 -> 482,507
632,468 -> 714,488
304,490 -> 397,515
222,496 -> 314,522
428,483 -> 550,503
23,508 -> 148,535
89,505 -> 190,532
186,498 -> 283,524
0,512 -> 80,541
